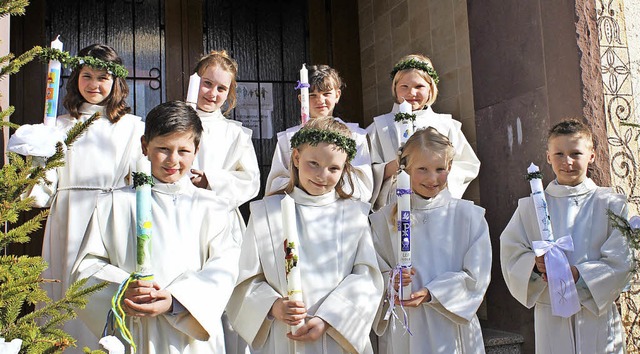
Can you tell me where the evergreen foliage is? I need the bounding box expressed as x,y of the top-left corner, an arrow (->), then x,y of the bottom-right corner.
0,1 -> 108,352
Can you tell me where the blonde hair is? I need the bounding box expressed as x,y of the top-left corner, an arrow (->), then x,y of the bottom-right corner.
391,54 -> 439,107
193,50 -> 238,115
274,117 -> 355,199
391,127 -> 454,224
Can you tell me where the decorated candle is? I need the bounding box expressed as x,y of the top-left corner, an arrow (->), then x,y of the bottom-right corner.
397,100 -> 414,147
44,36 -> 63,126
135,157 -> 153,277
299,64 -> 310,125
186,73 -> 201,109
527,163 -> 554,241
282,194 -> 304,333
396,169 -> 412,300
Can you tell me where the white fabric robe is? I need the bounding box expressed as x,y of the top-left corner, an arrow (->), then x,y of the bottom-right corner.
370,190 -> 491,354
366,105 -> 480,211
500,178 -> 633,354
264,118 -> 373,202
226,188 -> 384,354
194,108 -> 260,242
72,176 -> 241,354
19,103 -> 144,350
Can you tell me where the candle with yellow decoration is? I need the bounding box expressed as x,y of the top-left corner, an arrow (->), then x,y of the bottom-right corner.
135,157 -> 153,278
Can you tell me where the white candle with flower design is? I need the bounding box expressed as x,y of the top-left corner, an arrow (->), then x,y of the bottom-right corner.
299,64 -> 310,125
282,193 -> 304,333
44,36 -> 63,126
396,100 -> 414,147
135,157 -> 153,277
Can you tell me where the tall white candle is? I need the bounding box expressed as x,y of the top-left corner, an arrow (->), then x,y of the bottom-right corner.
299,64 -> 310,125
186,73 -> 201,109
136,157 -> 153,277
281,194 -> 304,333
396,170 -> 412,300
527,163 -> 554,241
397,100 -> 414,147
44,35 -> 63,127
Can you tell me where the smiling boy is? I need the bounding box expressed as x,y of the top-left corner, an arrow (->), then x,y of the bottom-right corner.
72,101 -> 240,354
500,119 -> 633,353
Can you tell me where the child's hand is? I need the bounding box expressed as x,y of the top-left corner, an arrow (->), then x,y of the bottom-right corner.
393,267 -> 415,291
395,288 -> 431,307
190,169 -> 208,189
123,281 -> 173,317
287,317 -> 329,342
124,279 -> 156,304
534,255 -> 546,275
384,160 -> 400,181
269,298 -> 307,326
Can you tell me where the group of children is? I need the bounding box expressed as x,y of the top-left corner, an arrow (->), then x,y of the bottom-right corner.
13,43 -> 634,354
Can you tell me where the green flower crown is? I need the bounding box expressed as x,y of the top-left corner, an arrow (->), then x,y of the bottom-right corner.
394,112 -> 417,123
132,172 -> 154,188
525,170 -> 543,181
38,47 -> 129,78
290,128 -> 357,161
390,58 -> 440,85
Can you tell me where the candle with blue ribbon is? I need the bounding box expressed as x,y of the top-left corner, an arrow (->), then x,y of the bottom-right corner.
298,64 -> 310,125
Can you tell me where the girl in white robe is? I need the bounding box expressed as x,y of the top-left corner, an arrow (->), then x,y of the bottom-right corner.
366,54 -> 480,211
9,44 -> 144,350
265,64 -> 373,202
500,119 -> 633,354
188,50 -> 260,354
72,101 -> 241,354
227,117 -> 384,354
370,127 -> 491,354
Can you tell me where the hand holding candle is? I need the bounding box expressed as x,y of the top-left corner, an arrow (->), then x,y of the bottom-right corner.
186,73 -> 201,109
299,64 -> 310,125
44,35 -> 63,127
282,194 -> 304,333
396,169 -> 412,300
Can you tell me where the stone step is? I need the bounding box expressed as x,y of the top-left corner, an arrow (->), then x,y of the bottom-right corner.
483,328 -> 524,354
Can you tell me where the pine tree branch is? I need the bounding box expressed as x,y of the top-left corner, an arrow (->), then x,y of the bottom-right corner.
0,46 -> 42,77
0,0 -> 29,18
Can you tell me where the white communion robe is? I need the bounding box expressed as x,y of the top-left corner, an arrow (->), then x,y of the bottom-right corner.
226,187 -> 384,354
366,105 -> 480,211
21,103 -> 144,350
194,108 -> 260,242
72,175 -> 241,354
500,178 -> 633,354
264,118 -> 374,202
370,190 -> 491,354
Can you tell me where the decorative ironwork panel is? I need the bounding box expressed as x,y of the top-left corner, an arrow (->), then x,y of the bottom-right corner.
45,0 -> 165,119
595,0 -> 640,352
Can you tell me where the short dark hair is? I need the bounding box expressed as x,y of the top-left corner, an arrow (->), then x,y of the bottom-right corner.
144,101 -> 203,146
308,64 -> 345,92
548,118 -> 594,149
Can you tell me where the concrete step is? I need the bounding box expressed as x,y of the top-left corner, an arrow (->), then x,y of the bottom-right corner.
483,328 -> 524,354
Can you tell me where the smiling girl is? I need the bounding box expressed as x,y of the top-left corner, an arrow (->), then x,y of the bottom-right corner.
227,117 -> 383,354
367,54 -> 480,211
370,127 -> 491,354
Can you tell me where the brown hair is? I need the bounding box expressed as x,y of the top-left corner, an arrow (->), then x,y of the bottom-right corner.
391,54 -> 439,107
273,117 -> 355,199
548,118 -> 594,150
63,44 -> 131,122
193,50 -> 238,115
308,64 -> 345,92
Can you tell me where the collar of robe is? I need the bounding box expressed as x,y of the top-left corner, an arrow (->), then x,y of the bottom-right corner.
78,102 -> 106,121
196,108 -> 225,122
150,175 -> 192,196
410,188 -> 451,210
545,178 -> 597,198
290,186 -> 339,206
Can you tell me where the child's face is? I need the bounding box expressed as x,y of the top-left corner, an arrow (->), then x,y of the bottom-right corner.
78,66 -> 114,105
395,70 -> 431,111
197,65 -> 232,113
546,134 -> 595,186
141,130 -> 198,184
305,87 -> 341,118
406,150 -> 451,198
292,142 -> 347,196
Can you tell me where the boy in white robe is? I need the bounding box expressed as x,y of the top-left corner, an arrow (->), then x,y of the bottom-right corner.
265,64 -> 373,202
500,119 -> 633,354
366,54 -> 480,211
370,127 -> 491,354
72,101 -> 241,354
227,117 -> 384,354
